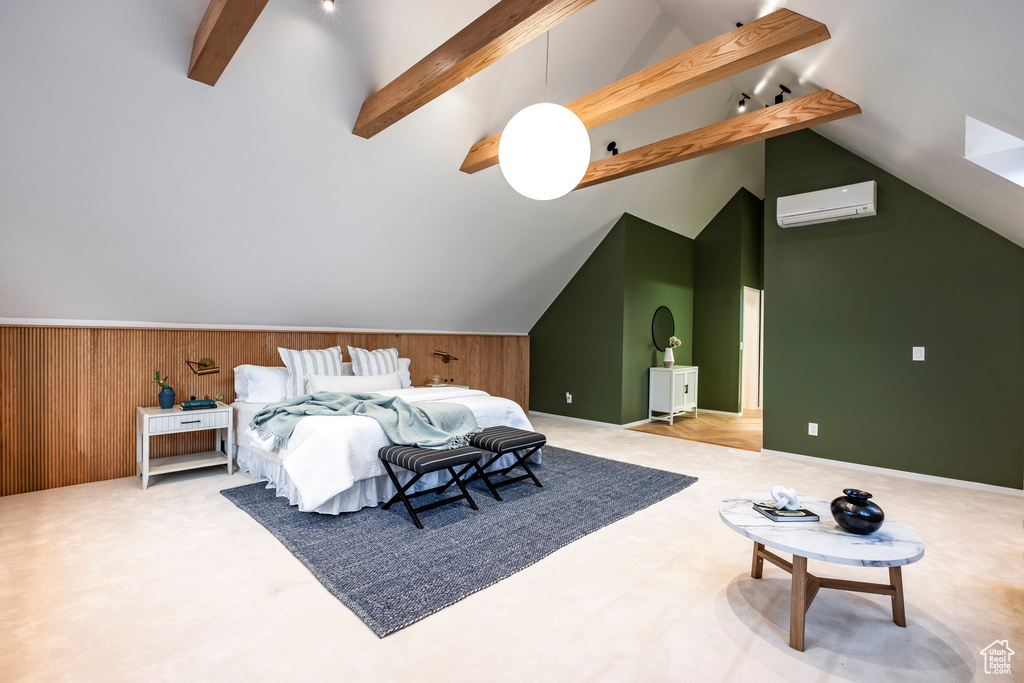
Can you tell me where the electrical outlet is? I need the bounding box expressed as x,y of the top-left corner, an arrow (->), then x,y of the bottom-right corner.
566,392 -> 572,404
912,347 -> 925,361
808,422 -> 818,436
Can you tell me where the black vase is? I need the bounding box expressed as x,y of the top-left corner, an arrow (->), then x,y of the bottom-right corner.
830,488 -> 884,535
158,386 -> 176,410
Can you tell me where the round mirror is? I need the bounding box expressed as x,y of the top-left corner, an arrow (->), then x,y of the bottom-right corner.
651,306 -> 675,351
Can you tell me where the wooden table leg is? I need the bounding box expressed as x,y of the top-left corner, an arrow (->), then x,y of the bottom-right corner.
751,542 -> 764,579
790,555 -> 808,651
889,566 -> 906,627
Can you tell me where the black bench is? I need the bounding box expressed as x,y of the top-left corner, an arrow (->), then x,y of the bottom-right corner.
378,444 -> 499,529
441,426 -> 546,501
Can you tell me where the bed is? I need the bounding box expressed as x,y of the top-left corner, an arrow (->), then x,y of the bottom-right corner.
233,386 -> 539,514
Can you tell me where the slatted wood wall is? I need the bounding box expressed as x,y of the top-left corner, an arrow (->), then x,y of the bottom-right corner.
0,326 -> 529,496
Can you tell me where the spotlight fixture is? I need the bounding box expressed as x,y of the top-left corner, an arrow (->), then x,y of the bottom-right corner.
774,84 -> 792,105
737,93 -> 751,113
322,0 -> 334,11
607,141 -> 618,156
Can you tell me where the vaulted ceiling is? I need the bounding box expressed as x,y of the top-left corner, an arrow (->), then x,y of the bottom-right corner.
1,0 -> 1020,334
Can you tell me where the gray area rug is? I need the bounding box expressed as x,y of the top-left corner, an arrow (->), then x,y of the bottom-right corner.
221,446 -> 697,637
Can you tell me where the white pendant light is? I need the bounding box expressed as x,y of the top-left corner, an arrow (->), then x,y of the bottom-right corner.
499,103 -> 590,200
498,33 -> 591,201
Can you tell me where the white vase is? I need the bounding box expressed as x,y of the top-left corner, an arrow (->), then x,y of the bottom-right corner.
663,347 -> 674,368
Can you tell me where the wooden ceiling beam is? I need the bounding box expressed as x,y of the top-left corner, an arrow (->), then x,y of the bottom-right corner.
188,0 -> 270,86
574,90 -> 861,190
460,8 -> 829,174
353,0 -> 598,139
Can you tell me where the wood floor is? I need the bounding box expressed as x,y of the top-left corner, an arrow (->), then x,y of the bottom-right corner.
628,410 -> 763,452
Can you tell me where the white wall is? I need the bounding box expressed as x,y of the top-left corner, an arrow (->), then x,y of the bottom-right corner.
0,0 -> 764,333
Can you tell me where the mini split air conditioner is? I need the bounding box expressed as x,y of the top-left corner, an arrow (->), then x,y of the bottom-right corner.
777,180 -> 876,227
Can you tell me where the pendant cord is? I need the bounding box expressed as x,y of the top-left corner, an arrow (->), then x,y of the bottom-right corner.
545,30 -> 550,103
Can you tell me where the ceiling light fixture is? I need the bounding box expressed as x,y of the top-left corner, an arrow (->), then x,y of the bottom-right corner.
738,92 -> 751,112
322,0 -> 335,11
607,141 -> 618,156
498,32 -> 591,201
774,84 -> 791,105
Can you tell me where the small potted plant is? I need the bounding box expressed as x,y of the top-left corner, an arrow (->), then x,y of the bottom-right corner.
153,370 -> 175,409
664,336 -> 681,368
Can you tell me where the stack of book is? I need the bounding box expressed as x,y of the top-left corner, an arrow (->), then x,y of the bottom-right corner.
180,399 -> 218,412
752,501 -> 819,522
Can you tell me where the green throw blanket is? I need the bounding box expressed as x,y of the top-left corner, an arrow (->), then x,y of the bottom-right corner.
249,392 -> 481,451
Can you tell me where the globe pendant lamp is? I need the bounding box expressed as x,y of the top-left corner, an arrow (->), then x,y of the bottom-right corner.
498,33 -> 591,200
499,103 -> 590,200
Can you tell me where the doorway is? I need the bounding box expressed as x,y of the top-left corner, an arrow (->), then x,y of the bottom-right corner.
742,287 -> 763,411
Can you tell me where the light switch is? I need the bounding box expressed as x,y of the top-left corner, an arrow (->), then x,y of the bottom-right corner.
913,347 -> 925,361
808,423 -> 818,436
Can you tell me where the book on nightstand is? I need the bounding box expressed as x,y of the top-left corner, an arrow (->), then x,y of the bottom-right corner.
752,502 -> 819,522
180,400 -> 217,411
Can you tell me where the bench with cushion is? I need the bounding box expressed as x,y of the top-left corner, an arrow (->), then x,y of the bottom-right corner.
378,444 -> 499,529
440,426 -> 545,501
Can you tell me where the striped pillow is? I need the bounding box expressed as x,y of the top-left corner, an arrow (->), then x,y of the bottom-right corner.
347,346 -> 400,376
278,346 -> 344,398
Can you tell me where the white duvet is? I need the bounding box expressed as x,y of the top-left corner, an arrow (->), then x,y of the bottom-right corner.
234,387 -> 535,512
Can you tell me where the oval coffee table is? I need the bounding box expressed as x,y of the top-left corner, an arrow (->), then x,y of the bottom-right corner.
719,494 -> 925,652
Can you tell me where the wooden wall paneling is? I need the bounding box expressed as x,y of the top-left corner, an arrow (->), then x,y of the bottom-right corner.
0,326 -> 529,496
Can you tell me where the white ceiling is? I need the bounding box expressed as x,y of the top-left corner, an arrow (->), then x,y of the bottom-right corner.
654,0 -> 1024,249
0,0 -> 1020,334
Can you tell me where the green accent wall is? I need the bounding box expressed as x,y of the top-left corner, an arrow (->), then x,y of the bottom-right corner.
622,217 -> 695,423
764,129 -> 1024,489
692,188 -> 764,413
530,222 -> 626,424
530,213 -> 694,424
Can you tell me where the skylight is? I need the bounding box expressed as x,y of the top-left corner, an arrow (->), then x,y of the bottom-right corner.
965,116 -> 1024,188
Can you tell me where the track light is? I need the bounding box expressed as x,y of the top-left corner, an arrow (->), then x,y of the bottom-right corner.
322,0 -> 334,11
607,141 -> 619,156
738,93 -> 751,113
774,84 -> 792,105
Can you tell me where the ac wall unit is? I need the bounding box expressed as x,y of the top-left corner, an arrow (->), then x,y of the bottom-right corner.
777,180 -> 876,227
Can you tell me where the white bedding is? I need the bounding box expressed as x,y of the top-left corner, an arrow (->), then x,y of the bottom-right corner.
233,387 -> 537,513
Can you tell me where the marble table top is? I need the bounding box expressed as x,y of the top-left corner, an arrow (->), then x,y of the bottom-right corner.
719,494 -> 925,567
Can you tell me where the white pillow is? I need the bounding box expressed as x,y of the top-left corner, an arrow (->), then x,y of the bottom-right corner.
398,357 -> 411,388
348,346 -> 399,376
278,346 -> 344,398
340,359 -> 410,386
233,365 -> 289,403
305,372 -> 402,394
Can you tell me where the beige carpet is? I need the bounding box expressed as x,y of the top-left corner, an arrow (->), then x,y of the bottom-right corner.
1,414 -> 1020,681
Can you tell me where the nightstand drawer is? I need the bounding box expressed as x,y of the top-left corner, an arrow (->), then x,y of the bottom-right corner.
146,410 -> 231,435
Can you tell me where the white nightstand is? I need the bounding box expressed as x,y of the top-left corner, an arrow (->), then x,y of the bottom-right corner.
649,366 -> 698,424
135,402 -> 234,489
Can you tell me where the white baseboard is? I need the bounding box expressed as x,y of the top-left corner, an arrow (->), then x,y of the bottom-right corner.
698,408 -> 743,416
762,448 -> 1024,497
528,411 -> 648,429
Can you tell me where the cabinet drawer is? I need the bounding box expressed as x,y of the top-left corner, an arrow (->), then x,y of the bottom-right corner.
146,410 -> 230,435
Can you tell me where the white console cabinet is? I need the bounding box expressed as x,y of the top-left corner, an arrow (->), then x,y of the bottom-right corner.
648,366 -> 698,424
